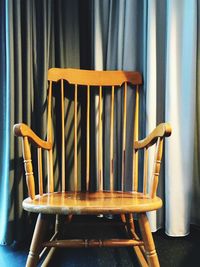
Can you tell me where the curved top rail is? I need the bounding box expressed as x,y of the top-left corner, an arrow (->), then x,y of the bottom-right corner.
48,68 -> 142,86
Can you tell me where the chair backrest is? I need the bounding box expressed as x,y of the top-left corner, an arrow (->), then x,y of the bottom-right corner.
45,68 -> 143,194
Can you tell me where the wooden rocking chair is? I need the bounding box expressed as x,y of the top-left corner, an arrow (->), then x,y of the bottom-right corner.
13,68 -> 171,267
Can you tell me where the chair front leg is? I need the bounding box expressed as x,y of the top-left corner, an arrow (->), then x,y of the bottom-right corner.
138,213 -> 160,267
26,213 -> 48,267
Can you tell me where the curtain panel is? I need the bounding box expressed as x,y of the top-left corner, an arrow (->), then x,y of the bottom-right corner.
1,0 -> 200,245
193,0 -> 200,227
0,0 -> 82,245
92,0 -> 199,236
0,0 -> 10,245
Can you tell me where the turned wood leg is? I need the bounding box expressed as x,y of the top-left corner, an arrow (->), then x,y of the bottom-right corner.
55,214 -> 60,233
124,214 -> 148,267
54,215 -> 67,238
138,213 -> 160,267
26,213 -> 48,267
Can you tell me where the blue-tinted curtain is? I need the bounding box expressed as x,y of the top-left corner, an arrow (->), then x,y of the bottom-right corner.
0,0 -> 10,245
0,0 -> 83,245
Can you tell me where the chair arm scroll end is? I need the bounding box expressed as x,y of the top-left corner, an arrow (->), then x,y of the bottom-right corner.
163,123 -> 172,137
134,123 -> 172,149
13,123 -> 25,137
13,123 -> 52,150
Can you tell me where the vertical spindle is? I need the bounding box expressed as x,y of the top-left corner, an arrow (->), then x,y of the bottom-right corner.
132,85 -> 139,192
22,137 -> 35,199
47,81 -> 54,193
143,148 -> 148,194
110,86 -> 115,191
121,82 -> 127,191
151,138 -> 163,198
98,86 -> 103,191
74,84 -> 78,192
61,79 -> 65,192
37,147 -> 43,196
86,85 -> 90,191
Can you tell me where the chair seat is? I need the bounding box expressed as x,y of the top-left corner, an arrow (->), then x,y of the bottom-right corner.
22,191 -> 162,215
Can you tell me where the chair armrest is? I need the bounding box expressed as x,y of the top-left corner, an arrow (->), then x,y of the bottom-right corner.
134,123 -> 172,149
13,123 -> 52,150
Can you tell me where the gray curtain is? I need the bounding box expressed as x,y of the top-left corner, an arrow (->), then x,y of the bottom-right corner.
92,0 -> 146,193
192,0 -> 200,226
92,0 -> 200,236
1,0 -> 83,245
2,0 -> 199,245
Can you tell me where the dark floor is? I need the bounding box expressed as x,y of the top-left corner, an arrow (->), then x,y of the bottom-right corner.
0,216 -> 200,267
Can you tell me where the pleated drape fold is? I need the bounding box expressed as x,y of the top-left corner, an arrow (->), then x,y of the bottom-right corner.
92,0 -> 200,236
1,0 -> 81,245
1,0 -> 200,244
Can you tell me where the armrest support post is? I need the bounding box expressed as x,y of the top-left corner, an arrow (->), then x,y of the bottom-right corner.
13,123 -> 52,199
22,136 -> 35,199
150,138 -> 163,198
134,123 -> 172,198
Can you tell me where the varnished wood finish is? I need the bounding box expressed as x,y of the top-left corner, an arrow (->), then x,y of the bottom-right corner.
133,246 -> 149,267
151,138 -> 163,198
43,238 -> 144,248
39,232 -> 58,260
13,123 -> 52,150
134,85 -> 139,142
61,79 -> 65,192
110,85 -> 115,191
98,86 -> 103,191
22,137 -> 35,199
125,214 -> 148,267
121,82 -> 127,191
74,84 -> 78,191
14,68 -> 172,267
139,213 -> 160,267
37,148 -> 43,196
26,214 -> 48,267
47,81 -> 54,193
86,85 -> 90,191
48,68 -> 142,86
22,191 -> 162,215
143,148 -> 148,195
41,247 -> 56,267
128,213 -> 135,232
132,85 -> 139,191
134,123 -> 171,149
120,214 -> 128,233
